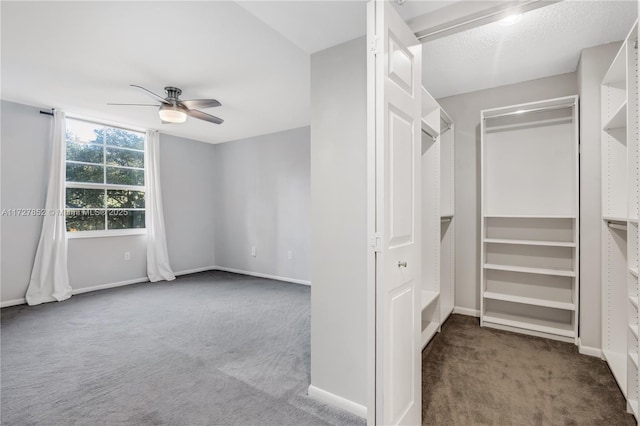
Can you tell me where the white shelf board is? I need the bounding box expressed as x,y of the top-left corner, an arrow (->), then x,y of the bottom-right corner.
630,268 -> 639,278
603,216 -> 628,224
603,101 -> 627,131
483,310 -> 574,338
484,215 -> 576,219
484,238 -> 575,248
629,218 -> 639,225
421,321 -> 439,349
421,290 -> 439,311
629,399 -> 638,419
441,214 -> 454,219
630,296 -> 639,309
484,263 -> 576,278
483,291 -> 575,311
630,324 -> 639,340
629,352 -> 639,369
603,349 -> 627,397
421,118 -> 439,139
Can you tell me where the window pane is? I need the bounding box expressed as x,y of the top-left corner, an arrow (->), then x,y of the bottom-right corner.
66,119 -> 104,144
66,141 -> 103,164
107,210 -> 145,229
106,167 -> 144,186
106,147 -> 144,168
107,190 -> 145,208
66,188 -> 105,208
66,210 -> 106,232
106,128 -> 144,150
66,163 -> 104,183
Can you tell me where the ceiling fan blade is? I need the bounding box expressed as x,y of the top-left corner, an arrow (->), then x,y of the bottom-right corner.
107,103 -> 159,106
180,99 -> 221,109
186,109 -> 224,125
130,84 -> 170,105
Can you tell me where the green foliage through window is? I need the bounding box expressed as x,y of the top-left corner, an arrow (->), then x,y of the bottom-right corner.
65,118 -> 146,232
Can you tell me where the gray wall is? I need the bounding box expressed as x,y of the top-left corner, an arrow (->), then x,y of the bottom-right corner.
1,100 -> 311,304
214,127 -> 310,282
0,100 -> 217,302
310,37 -> 368,408
437,72 -> 578,314
577,41 -> 622,351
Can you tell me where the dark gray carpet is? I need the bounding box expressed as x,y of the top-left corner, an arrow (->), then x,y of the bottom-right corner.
422,314 -> 636,425
1,271 -> 364,426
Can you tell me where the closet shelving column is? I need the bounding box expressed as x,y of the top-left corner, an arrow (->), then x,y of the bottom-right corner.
420,87 -> 442,349
440,109 -> 455,323
601,21 -> 638,417
480,96 -> 579,343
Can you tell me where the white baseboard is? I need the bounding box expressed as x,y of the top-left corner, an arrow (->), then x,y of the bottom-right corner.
1,265 -> 308,308
578,339 -> 603,359
453,306 -> 480,317
214,266 -> 311,286
174,265 -> 217,276
71,277 -> 149,295
0,298 -> 26,308
308,385 -> 367,419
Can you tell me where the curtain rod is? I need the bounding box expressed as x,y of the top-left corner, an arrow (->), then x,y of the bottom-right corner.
40,110 -> 54,116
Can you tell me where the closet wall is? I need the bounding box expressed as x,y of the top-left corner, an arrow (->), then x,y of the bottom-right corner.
436,72 -> 577,316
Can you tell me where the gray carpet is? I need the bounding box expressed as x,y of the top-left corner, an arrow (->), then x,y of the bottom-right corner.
422,314 -> 636,425
1,271 -> 364,426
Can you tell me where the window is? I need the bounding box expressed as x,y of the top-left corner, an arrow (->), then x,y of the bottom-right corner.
65,118 -> 145,233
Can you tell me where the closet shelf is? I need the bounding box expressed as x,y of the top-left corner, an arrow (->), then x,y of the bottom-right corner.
483,292 -> 575,311
630,324 -> 639,340
484,238 -> 576,248
603,350 -> 628,397
421,290 -> 439,311
483,310 -> 574,338
630,296 -> 639,309
603,101 -> 627,131
631,268 -> 639,278
629,218 -> 639,224
602,41 -> 627,86
421,119 -> 439,140
421,321 -> 439,349
630,400 -> 639,419
603,216 -> 628,224
630,352 -> 639,369
484,263 -> 575,277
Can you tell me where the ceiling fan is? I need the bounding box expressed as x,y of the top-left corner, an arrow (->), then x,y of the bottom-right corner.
108,85 -> 223,125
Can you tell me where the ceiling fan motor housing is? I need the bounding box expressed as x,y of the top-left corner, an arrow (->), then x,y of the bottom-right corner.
164,86 -> 182,102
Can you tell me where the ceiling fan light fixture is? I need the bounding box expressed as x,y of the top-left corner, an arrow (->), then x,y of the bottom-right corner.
159,104 -> 187,123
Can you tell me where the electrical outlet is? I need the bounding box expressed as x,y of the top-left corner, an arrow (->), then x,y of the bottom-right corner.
251,246 -> 257,257
124,251 -> 131,261
287,250 -> 293,260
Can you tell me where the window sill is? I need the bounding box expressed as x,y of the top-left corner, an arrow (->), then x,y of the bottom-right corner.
67,229 -> 147,239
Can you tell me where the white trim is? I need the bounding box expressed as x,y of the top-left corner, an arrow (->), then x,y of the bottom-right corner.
0,266 -> 306,308
578,339 -> 604,359
71,277 -> 149,295
308,385 -> 367,419
174,266 -> 217,276
214,266 -> 311,286
0,298 -> 27,308
67,229 -> 147,239
453,306 -> 480,317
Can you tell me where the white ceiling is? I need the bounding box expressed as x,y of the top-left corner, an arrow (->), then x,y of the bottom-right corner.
423,0 -> 638,99
2,1 -> 637,144
1,1 -> 310,144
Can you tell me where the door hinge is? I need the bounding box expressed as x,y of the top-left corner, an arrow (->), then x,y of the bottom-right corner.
371,233 -> 382,253
369,36 -> 381,55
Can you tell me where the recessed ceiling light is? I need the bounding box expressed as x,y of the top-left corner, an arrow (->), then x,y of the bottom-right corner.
499,14 -> 522,26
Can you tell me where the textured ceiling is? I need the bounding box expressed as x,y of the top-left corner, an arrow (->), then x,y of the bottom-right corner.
423,0 -> 638,99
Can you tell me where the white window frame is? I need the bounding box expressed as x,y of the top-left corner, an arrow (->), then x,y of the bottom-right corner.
65,117 -> 147,239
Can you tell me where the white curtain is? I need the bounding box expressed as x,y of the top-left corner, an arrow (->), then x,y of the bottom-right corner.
25,110 -> 72,305
145,130 -> 175,282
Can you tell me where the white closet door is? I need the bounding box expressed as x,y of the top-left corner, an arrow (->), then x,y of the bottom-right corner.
369,1 -> 422,424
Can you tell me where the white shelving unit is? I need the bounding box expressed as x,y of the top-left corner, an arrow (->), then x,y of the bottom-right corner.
480,96 -> 579,344
601,21 -> 638,419
420,87 -> 455,350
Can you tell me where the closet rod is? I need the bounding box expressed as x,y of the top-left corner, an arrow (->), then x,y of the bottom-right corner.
484,103 -> 572,120
608,222 -> 628,231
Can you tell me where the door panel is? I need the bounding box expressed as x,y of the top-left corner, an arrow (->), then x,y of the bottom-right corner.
370,1 -> 422,425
